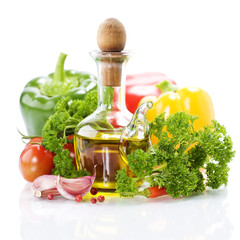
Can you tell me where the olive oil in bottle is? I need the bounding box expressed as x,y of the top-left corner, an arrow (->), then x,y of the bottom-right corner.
74,18 -> 152,192
74,129 -> 149,190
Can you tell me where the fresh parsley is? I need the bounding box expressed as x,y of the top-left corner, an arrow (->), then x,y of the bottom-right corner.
42,90 -> 98,178
116,112 -> 235,198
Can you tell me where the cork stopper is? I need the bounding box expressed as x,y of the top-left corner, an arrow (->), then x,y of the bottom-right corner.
97,18 -> 126,52
96,18 -> 128,86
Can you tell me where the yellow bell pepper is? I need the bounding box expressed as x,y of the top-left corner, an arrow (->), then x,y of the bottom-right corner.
138,80 -> 215,144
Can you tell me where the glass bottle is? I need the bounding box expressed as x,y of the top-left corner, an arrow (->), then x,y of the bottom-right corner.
74,18 -> 152,192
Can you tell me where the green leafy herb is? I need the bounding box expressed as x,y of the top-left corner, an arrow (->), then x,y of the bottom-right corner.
52,150 -> 89,178
116,112 -> 235,198
42,90 -> 98,178
115,168 -> 140,197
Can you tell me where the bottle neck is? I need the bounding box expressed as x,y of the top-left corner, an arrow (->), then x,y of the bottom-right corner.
90,50 -> 132,112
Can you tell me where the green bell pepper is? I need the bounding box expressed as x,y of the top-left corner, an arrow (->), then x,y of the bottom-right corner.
20,52 -> 97,136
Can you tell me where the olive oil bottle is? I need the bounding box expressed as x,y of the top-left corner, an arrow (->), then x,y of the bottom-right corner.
74,18 -> 152,192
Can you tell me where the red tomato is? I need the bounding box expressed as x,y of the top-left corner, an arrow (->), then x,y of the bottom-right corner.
19,143 -> 55,182
65,135 -> 76,166
63,142 -> 76,167
19,135 -> 76,182
67,135 -> 73,140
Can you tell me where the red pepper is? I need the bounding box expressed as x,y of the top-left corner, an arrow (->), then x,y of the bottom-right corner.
132,186 -> 168,198
126,72 -> 176,113
147,186 -> 168,198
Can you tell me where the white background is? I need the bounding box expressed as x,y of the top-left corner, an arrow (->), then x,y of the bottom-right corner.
0,0 -> 240,239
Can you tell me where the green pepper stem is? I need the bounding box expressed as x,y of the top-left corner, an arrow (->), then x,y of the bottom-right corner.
155,80 -> 179,94
53,52 -> 67,84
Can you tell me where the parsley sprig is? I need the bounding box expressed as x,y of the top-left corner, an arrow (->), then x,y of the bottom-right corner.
42,90 -> 98,178
116,112 -> 235,198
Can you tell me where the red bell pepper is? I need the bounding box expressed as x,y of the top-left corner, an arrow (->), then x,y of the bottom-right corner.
126,72 -> 176,113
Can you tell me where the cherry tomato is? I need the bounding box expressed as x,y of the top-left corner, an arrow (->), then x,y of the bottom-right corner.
19,143 -> 55,182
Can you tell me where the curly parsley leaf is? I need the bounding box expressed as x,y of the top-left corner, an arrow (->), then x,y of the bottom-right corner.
127,149 -> 157,178
199,120 -> 235,189
115,168 -> 139,197
116,111 -> 235,198
42,90 -> 98,178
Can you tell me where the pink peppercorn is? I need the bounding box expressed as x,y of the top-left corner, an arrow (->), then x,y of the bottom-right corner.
75,195 -> 83,202
97,195 -> 105,202
90,187 -> 98,195
47,193 -> 54,200
91,198 -> 97,204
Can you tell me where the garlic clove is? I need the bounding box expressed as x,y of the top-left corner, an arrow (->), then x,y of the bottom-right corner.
32,175 -> 60,198
56,168 -> 96,200
56,176 -> 76,200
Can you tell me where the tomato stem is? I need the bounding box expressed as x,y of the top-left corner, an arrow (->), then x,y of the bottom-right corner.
18,129 -> 41,139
